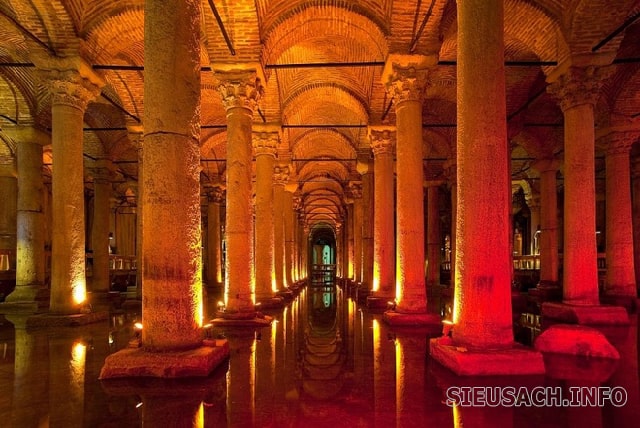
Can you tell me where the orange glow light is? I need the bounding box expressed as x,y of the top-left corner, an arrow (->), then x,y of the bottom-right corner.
72,280 -> 86,305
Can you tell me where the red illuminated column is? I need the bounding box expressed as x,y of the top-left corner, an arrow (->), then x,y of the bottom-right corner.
604,131 -> 638,301
89,161 -> 113,296
273,165 -> 289,291
142,0 -> 203,349
4,127 -> 48,304
383,55 -> 432,313
369,127 -> 395,301
532,158 -> 560,287
214,66 -> 263,315
527,195 -> 541,255
360,156 -> 374,290
444,158 -> 457,282
547,66 -> 610,305
633,158 -> 640,290
346,201 -> 355,279
425,181 -> 442,290
453,0 -> 512,347
37,59 -> 103,314
206,185 -> 224,287
253,128 -> 278,300
284,184 -> 297,288
350,181 -> 363,284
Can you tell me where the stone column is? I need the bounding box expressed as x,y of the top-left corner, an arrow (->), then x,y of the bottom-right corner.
360,157 -> 374,292
444,158 -> 457,284
451,0 -> 513,347
39,59 -> 103,314
532,159 -> 560,288
367,127 -> 395,308
140,0 -> 203,349
213,65 -> 264,318
527,195 -> 541,256
129,125 -> 144,299
89,161 -> 113,297
0,154 -> 17,272
350,181 -> 363,284
633,157 -> 640,292
284,183 -> 297,288
206,185 -> 224,287
346,199 -> 355,280
273,165 -> 289,292
425,181 -> 441,290
430,0 -> 543,376
252,126 -> 278,303
382,54 -> 432,317
547,66 -> 609,306
603,131 -> 638,306
4,127 -> 48,305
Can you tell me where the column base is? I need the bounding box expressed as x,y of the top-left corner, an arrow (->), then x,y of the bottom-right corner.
383,310 -> 441,328
211,311 -> 272,327
1,285 -> 49,313
541,302 -> 630,325
276,289 -> 295,300
534,324 -> 619,359
99,340 -> 230,379
430,336 -> 545,376
599,294 -> 637,313
255,296 -> 284,310
366,295 -> 394,311
25,310 -> 109,328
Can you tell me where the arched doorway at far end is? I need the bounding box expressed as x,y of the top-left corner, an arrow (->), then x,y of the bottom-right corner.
309,226 -> 337,285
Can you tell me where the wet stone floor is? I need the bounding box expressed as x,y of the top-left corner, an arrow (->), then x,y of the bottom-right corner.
0,282 -> 639,427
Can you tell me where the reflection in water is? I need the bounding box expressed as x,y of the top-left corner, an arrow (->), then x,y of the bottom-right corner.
0,281 -> 639,426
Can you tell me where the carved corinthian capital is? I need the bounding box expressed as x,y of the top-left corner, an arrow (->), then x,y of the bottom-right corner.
213,68 -> 263,112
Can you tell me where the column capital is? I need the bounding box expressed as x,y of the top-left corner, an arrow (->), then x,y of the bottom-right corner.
212,64 -> 264,112
443,158 -> 457,183
127,124 -> 144,148
206,185 -> 225,203
3,125 -> 50,146
369,126 -> 396,157
252,125 -> 280,157
273,164 -> 290,185
423,180 -> 444,188
531,157 -> 561,173
382,54 -> 436,103
348,181 -> 363,199
89,160 -> 115,184
35,56 -> 104,110
599,130 -> 639,156
546,65 -> 612,112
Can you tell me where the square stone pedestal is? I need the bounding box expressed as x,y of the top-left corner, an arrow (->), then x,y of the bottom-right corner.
542,302 -> 630,325
211,312 -> 272,327
25,310 -> 109,328
99,340 -> 230,379
430,336 -> 545,376
383,310 -> 442,329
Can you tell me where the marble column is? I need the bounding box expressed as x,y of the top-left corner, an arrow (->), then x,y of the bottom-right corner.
444,158 -> 457,283
350,181 -> 363,284
4,127 -> 48,305
430,0 -> 544,376
273,165 -> 289,292
453,0 -> 512,347
360,158 -> 374,291
253,127 -> 278,303
633,157 -> 640,292
0,154 -> 17,272
382,55 -> 431,315
603,131 -> 638,304
368,127 -> 395,306
206,185 -> 224,287
547,66 -> 610,306
213,65 -> 263,317
39,59 -> 103,314
532,159 -> 560,287
129,125 -> 144,299
284,184 -> 297,288
425,181 -> 441,290
139,0 -> 204,348
346,200 -> 354,280
527,195 -> 541,256
90,161 -> 113,296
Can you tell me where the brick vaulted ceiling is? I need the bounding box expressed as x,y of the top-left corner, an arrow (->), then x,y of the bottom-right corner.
0,0 -> 639,228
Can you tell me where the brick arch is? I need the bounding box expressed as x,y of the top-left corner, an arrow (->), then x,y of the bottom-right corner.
297,160 -> 350,184
283,84 -> 368,124
261,4 -> 388,66
291,129 -> 357,160
83,8 -> 144,64
200,130 -> 227,179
